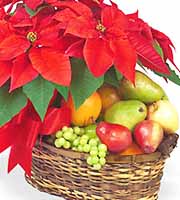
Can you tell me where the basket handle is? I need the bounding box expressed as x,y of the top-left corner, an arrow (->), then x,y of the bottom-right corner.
158,133 -> 179,159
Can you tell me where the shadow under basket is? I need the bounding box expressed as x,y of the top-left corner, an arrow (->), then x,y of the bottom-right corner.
26,134 -> 179,200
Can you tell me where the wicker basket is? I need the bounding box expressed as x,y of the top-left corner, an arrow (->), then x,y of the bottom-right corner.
26,134 -> 178,200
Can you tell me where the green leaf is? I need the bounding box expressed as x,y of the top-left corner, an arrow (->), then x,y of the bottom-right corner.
50,93 -> 62,108
23,76 -> 55,120
52,83 -> 69,100
115,68 -> 123,81
104,67 -> 120,88
153,40 -> 164,59
24,4 -> 36,16
70,59 -> 104,109
137,59 -> 143,67
24,4 -> 51,17
154,64 -> 180,86
0,85 -> 27,126
137,59 -> 148,73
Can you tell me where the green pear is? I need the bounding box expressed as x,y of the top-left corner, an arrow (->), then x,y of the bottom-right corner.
118,71 -> 166,103
104,100 -> 147,131
148,100 -> 179,134
161,93 -> 169,100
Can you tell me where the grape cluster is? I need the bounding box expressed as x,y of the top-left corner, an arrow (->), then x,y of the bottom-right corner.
54,125 -> 107,170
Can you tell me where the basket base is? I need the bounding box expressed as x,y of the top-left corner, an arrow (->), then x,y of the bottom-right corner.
25,134 -> 179,200
26,171 -> 160,200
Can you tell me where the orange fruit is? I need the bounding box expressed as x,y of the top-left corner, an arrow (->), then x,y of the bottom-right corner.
97,84 -> 120,113
120,143 -> 143,156
67,92 -> 102,126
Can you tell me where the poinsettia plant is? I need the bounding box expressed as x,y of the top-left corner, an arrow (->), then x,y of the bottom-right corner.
0,0 -> 180,176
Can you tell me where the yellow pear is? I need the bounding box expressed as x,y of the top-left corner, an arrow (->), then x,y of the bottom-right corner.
147,100 -> 179,134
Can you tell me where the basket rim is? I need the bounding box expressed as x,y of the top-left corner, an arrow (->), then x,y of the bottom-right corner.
35,140 -> 162,163
35,133 -> 178,164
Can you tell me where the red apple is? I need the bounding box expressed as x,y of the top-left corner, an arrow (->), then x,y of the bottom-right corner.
134,120 -> 164,153
96,122 -> 132,153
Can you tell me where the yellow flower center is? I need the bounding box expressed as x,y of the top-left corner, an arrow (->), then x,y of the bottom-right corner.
96,22 -> 106,33
27,32 -> 37,43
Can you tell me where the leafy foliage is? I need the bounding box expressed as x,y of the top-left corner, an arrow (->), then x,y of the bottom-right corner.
70,59 -> 104,109
153,40 -> 164,59
104,67 -> 122,87
154,64 -> 180,86
115,68 -> 123,81
24,4 -> 36,16
53,84 -> 69,101
23,76 -> 55,120
152,41 -> 180,85
0,84 -> 27,126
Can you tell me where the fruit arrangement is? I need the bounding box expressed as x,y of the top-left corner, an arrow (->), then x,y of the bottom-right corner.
0,2 -> 179,200
48,70 -> 179,171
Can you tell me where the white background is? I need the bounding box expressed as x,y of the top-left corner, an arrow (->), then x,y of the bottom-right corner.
0,0 -> 180,199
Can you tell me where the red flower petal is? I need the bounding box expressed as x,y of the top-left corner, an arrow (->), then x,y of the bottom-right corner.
127,11 -> 139,20
24,0 -> 44,10
127,12 -> 153,41
79,0 -> 104,7
83,38 -> 113,77
159,42 -> 176,65
0,0 -> 13,7
53,8 -> 77,23
41,106 -> 71,135
66,16 -> 98,39
0,61 -> 11,87
129,33 -> 170,74
0,8 -> 6,19
66,39 -> 85,59
79,0 -> 104,17
0,20 -> 10,41
10,54 -> 39,92
110,38 -> 137,83
152,28 -> 180,72
38,24 -> 60,47
46,0 -> 57,3
0,35 -> 30,61
29,47 -> 71,86
32,6 -> 55,31
152,28 -> 175,48
101,4 -> 127,29
53,1 -> 93,17
9,6 -> 33,28
0,0 -> 19,13
54,36 -> 81,52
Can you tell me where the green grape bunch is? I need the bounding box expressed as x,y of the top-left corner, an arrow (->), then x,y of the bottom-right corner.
54,125 -> 108,170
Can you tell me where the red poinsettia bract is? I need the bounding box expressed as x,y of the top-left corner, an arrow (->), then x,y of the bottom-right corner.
151,28 -> 180,72
0,0 -> 15,7
0,0 -> 57,10
0,8 -> 5,19
0,99 -> 71,176
53,1 -> 137,83
24,0 -> 58,10
53,1 -> 174,83
78,0 -> 104,18
0,6 -> 71,91
127,11 -> 171,74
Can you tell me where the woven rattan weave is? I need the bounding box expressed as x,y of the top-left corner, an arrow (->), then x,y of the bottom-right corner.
26,134 -> 178,200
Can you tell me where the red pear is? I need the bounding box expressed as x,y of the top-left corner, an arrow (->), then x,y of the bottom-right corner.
134,120 -> 164,153
96,122 -> 132,153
